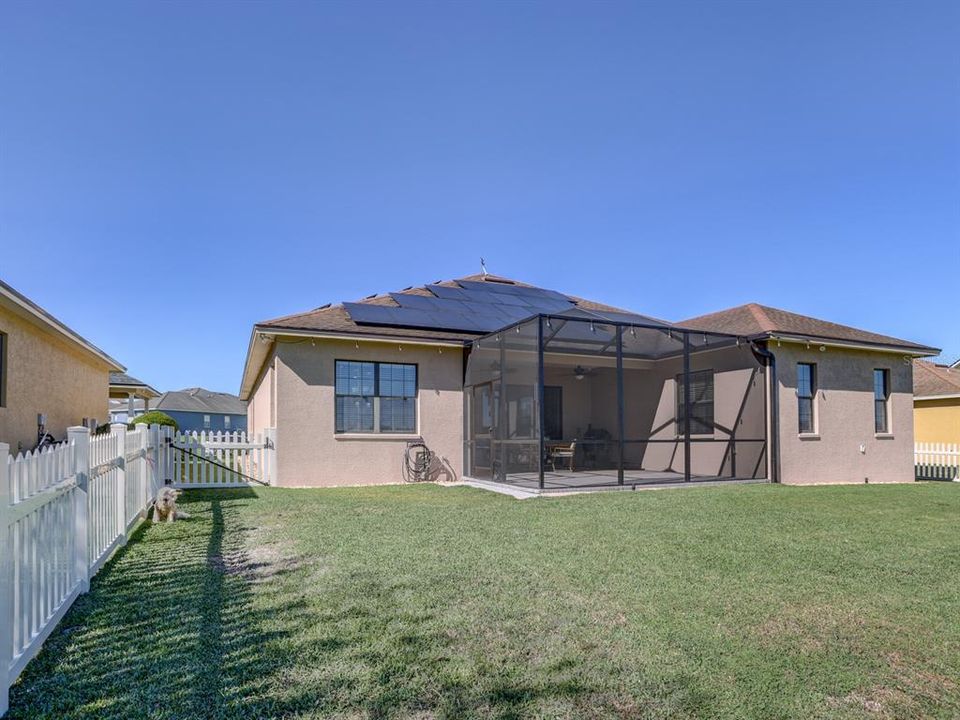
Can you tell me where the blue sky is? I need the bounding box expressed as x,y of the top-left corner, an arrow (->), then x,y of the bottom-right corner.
2,0 -> 958,393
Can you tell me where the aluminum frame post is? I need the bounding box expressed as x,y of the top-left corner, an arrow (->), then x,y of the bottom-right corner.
682,332 -> 692,482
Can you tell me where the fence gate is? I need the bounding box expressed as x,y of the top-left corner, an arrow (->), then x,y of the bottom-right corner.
170,429 -> 275,488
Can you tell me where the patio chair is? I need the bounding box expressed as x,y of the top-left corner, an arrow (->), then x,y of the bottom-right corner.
547,440 -> 576,472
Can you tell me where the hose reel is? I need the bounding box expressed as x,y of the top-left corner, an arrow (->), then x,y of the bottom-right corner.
403,440 -> 434,483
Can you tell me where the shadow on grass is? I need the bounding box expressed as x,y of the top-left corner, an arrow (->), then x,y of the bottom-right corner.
7,488 -> 708,719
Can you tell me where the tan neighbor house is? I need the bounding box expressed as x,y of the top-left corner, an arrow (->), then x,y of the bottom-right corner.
240,274 -> 939,489
0,279 -> 124,454
913,360 -> 960,444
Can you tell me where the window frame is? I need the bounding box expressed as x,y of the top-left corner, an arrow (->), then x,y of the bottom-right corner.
223,415 -> 231,430
797,362 -> 817,435
676,369 -> 715,437
203,414 -> 211,429
334,359 -> 419,435
874,368 -> 891,434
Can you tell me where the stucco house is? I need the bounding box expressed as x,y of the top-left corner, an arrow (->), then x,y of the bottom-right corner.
913,360 -> 960,444
0,279 -> 124,454
154,387 -> 247,433
240,274 -> 938,490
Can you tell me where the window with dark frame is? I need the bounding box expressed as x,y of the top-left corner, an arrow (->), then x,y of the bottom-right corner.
335,360 -> 417,434
874,368 -> 890,433
676,369 -> 714,435
797,363 -> 816,434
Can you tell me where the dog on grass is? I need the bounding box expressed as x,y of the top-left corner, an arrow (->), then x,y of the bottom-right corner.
152,486 -> 191,523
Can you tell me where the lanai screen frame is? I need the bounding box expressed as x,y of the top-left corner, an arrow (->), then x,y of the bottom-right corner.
463,312 -> 774,489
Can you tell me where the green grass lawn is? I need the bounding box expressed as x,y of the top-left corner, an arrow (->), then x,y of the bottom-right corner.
7,483 -> 960,720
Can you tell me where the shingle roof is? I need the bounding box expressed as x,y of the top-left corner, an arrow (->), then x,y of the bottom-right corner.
678,303 -> 938,354
155,388 -> 247,415
257,273 -> 658,341
914,361 -> 960,398
109,372 -> 157,390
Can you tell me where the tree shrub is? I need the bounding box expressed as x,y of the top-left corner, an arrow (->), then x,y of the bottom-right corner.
129,410 -> 178,431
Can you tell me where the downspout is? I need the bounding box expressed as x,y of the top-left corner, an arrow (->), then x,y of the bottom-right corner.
751,341 -> 780,484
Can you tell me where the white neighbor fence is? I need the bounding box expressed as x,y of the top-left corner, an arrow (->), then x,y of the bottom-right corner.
172,429 -> 275,488
915,442 -> 960,481
0,422 -> 277,714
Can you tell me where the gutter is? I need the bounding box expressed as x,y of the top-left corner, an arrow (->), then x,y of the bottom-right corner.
768,334 -> 939,357
254,326 -> 468,348
915,393 -> 960,401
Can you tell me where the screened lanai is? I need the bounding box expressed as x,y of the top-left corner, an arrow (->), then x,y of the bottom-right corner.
463,311 -> 770,491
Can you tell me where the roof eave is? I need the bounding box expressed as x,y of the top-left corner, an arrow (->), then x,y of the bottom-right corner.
0,280 -> 125,372
238,325 -> 468,401
109,383 -> 161,397
915,393 -> 960,401
765,334 -> 939,357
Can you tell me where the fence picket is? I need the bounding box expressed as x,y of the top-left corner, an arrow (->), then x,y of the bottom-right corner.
167,427 -> 275,489
1,424 -> 172,715
915,442 -> 960,481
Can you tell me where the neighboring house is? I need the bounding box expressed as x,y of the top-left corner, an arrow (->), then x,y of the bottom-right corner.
239,273 -> 938,488
108,371 -> 160,424
0,279 -> 125,453
154,388 -> 247,433
913,360 -> 960,444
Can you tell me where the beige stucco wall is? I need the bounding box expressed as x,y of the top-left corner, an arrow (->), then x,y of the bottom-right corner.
0,305 -> 111,454
247,351 -> 276,437
270,338 -> 464,487
774,343 -> 914,484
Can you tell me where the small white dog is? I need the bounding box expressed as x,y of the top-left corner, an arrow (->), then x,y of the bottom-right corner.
152,486 -> 191,523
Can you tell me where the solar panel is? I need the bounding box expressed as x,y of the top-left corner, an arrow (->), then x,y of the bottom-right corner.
345,302 -> 503,333
389,293 -> 450,310
347,281 -> 586,334
425,285 -> 471,300
390,293 -> 531,327
456,280 -> 572,304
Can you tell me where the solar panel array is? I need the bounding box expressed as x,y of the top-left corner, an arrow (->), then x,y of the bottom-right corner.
344,280 -> 575,333
343,279 -> 667,335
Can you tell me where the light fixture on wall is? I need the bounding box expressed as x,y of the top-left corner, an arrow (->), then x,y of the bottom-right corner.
574,365 -> 586,381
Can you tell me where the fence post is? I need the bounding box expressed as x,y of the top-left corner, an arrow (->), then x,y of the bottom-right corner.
110,424 -> 127,545
264,427 -> 277,486
136,424 -> 148,518
1,443 -> 12,716
68,426 -> 91,594
148,425 -> 160,496
162,425 -> 172,484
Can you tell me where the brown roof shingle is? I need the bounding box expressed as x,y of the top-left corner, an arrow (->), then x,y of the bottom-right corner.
678,303 -> 938,353
914,361 -> 960,397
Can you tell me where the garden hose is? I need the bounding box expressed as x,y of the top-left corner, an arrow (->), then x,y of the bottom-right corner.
403,441 -> 434,483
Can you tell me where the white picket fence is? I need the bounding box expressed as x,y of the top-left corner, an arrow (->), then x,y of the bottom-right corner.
915,442 -> 960,481
0,423 -> 170,716
172,429 -> 276,488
